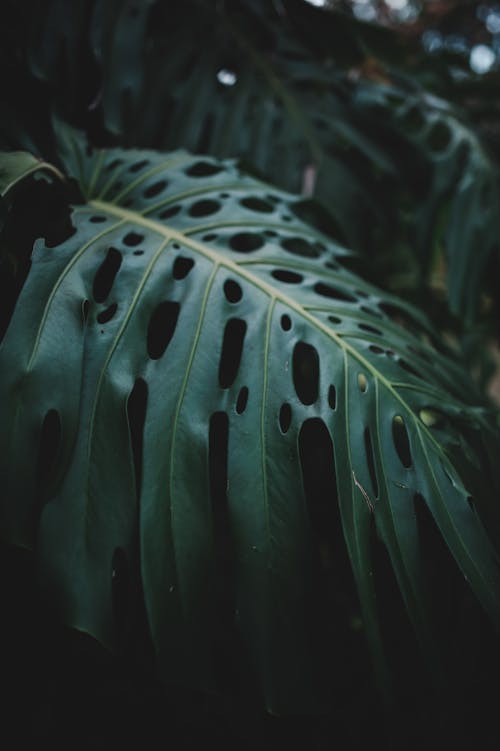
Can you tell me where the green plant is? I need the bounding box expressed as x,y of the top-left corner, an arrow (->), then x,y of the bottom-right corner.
1,1 -> 500,745
2,124 -> 500,709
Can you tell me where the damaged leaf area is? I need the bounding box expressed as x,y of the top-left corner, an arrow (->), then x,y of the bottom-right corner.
1,141 -> 499,713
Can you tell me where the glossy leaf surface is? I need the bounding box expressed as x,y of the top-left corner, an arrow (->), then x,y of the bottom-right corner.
1,142 -> 499,712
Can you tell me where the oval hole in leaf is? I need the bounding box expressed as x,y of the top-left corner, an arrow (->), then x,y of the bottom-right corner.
186,161 -> 223,177
93,247 -> 122,303
271,269 -> 303,284
129,159 -> 149,173
219,319 -> 247,388
358,373 -> 367,393
392,416 -> 412,468
281,237 -> 320,258
82,299 -> 90,324
97,302 -> 118,324
106,158 -> 123,172
358,323 -> 382,335
111,547 -> 130,645
328,384 -> 336,410
369,345 -> 384,355
173,256 -> 194,280
230,233 -> 264,253
224,279 -> 242,303
159,205 -> 181,220
293,342 -> 319,405
314,283 -> 356,302
90,215 -> 106,223
419,409 -> 445,429
240,197 -> 274,213
147,301 -> 180,360
398,359 -> 422,379
299,418 -> 340,570
208,411 -> 237,685
144,180 -> 168,199
279,403 -> 292,433
280,314 -> 292,331
236,386 -> 249,414
127,378 -> 148,499
189,199 -> 221,217
123,232 -> 144,247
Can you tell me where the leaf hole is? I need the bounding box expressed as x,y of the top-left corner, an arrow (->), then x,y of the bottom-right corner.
219,319 -> 247,388
328,384 -> 336,410
133,250 -> 144,256
358,373 -> 367,392
397,359 -> 422,379
328,315 -> 342,325
271,269 -> 303,284
281,237 -> 320,258
203,233 -> 218,242
240,197 -> 274,213
189,199 -> 221,217
159,205 -> 181,220
224,279 -> 243,303
82,299 -> 90,324
236,386 -> 249,414
93,247 -> 122,302
97,303 -> 118,324
129,159 -> 150,173
105,158 -> 123,172
123,232 -> 144,247
419,409 -> 445,429
90,215 -> 106,223
369,345 -> 385,355
358,323 -> 382,335
208,411 -> 236,678
314,283 -> 356,302
173,256 -> 195,280
279,403 -> 292,433
229,232 -> 264,253
280,314 -> 292,331
143,180 -> 168,199
186,161 -> 223,177
147,301 -> 180,360
299,418 -> 340,571
392,416 -> 412,468
293,341 -> 320,405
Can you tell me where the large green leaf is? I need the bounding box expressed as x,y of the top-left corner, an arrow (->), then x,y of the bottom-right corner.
1,140 -> 499,712
3,0 -> 499,323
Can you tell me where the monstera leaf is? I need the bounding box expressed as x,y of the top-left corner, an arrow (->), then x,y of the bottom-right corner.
2,0 -> 499,323
1,137 -> 499,713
